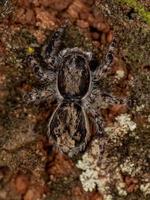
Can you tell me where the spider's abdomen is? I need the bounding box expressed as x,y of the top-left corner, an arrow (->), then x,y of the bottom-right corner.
57,53 -> 90,99
47,101 -> 91,157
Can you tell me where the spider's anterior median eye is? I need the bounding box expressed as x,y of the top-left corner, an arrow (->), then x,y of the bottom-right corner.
75,55 -> 85,68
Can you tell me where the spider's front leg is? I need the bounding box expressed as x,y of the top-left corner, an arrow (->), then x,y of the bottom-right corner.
26,26 -> 67,82
41,25 -> 66,69
93,39 -> 116,81
26,55 -> 56,83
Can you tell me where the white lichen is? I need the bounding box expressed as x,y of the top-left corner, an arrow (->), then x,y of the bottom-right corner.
120,157 -> 141,176
77,141 -> 127,199
116,113 -> 137,132
115,70 -> 125,80
76,139 -> 100,192
114,168 -> 127,196
76,139 -> 113,199
136,104 -> 145,112
140,183 -> 150,196
76,113 -> 148,199
105,113 -> 137,144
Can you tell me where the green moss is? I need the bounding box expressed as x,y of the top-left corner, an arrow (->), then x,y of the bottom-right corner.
117,0 -> 150,25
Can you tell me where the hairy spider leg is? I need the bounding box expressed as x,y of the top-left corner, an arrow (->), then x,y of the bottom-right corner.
23,86 -> 55,105
41,26 -> 67,70
82,84 -> 130,160
83,97 -> 104,137
100,92 -> 129,105
83,97 -> 108,159
26,26 -> 67,82
26,55 -> 56,82
94,39 -> 116,81
85,83 -> 128,110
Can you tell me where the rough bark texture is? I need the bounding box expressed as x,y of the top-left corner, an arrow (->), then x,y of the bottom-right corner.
0,0 -> 150,200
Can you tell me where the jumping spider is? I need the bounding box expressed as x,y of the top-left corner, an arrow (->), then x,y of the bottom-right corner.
25,26 -> 127,157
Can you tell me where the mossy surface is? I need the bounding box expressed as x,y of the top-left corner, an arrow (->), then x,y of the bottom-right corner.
116,0 -> 150,24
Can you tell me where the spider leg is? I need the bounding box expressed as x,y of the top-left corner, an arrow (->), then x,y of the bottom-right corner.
26,55 -> 56,83
23,87 -> 55,105
83,98 -> 108,159
100,92 -> 128,105
93,39 -> 116,81
83,98 -> 104,137
41,26 -> 66,69
25,26 -> 67,80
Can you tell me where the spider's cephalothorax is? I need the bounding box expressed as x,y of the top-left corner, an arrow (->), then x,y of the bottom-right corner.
57,49 -> 91,99
25,26 -> 126,157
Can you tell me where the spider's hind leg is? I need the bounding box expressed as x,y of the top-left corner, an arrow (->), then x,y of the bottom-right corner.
83,98 -> 105,137
83,99 -> 108,158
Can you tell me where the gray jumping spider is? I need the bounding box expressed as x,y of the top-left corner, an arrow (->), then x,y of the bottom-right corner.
25,26 -> 127,157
